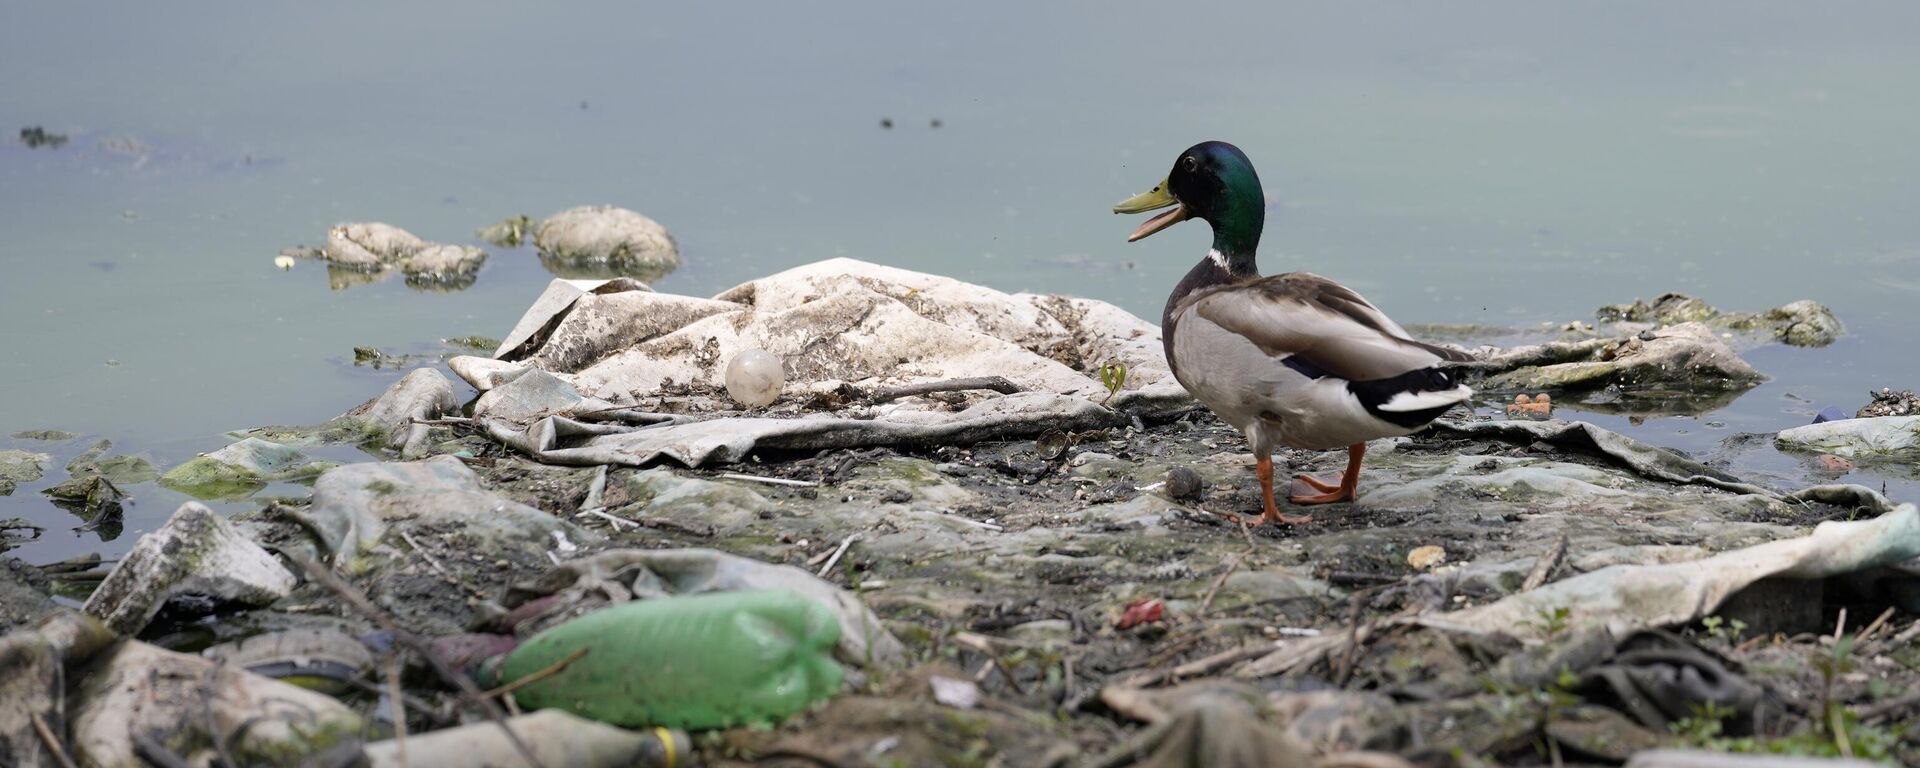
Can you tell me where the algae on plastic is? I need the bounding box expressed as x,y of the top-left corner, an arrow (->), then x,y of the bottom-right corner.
498,589 -> 843,730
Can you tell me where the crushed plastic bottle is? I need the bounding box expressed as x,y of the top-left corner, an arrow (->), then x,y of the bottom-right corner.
494,589 -> 842,730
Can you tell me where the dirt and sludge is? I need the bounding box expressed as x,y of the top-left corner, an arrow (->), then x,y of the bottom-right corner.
3,259 -> 1918,767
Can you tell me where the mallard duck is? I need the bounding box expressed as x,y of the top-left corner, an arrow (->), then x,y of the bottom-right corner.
1115,141 -> 1473,525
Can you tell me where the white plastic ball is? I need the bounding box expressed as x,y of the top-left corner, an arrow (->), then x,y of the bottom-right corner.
724,348 -> 784,407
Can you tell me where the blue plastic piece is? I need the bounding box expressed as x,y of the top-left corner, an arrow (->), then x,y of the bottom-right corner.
1813,406 -> 1849,424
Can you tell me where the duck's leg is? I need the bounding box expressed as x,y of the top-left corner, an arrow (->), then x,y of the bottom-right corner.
1255,454 -> 1314,525
1287,443 -> 1364,505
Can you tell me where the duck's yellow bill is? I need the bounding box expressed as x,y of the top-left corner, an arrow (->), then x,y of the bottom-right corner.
1113,177 -> 1189,242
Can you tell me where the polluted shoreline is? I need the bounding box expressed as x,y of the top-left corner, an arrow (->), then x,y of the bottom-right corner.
4,219 -> 1920,767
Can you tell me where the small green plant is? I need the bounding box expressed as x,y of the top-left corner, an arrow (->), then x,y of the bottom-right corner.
1525,605 -> 1573,638
1097,360 -> 1128,404
1670,637 -> 1902,762
1700,615 -> 1748,644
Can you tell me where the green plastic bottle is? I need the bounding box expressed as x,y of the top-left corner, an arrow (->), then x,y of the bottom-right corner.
496,589 -> 843,730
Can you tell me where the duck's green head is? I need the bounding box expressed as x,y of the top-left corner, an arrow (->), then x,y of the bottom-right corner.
1113,141 -> 1264,253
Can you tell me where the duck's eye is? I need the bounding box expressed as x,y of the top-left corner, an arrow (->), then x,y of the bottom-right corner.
1182,156 -> 1199,172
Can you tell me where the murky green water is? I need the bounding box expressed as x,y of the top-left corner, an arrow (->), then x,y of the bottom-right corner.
5,3 -> 1919,562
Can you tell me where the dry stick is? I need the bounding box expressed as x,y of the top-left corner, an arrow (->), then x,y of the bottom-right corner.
989,655 -> 1028,696
398,530 -> 455,580
131,733 -> 193,768
1144,631 -> 1208,670
869,376 -> 1023,404
581,465 -> 610,511
343,677 -> 447,725
1332,602 -> 1368,689
816,533 -> 861,578
291,556 -> 547,768
1060,653 -> 1076,707
1889,618 -> 1920,648
30,712 -> 78,768
1856,606 -> 1898,645
1860,689 -> 1920,724
387,654 -> 409,768
399,530 -> 486,600
486,647 -> 592,698
1833,606 -> 1849,643
1521,535 -> 1570,592
1198,554 -> 1244,614
577,508 -> 634,531
717,472 -> 819,488
1118,643 -> 1269,688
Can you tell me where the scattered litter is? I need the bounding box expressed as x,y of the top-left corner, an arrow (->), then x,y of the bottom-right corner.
362,710 -> 688,768
724,348 -> 785,407
1406,545 -> 1447,571
82,502 -> 295,634
493,589 -> 842,730
929,675 -> 982,709
1117,598 -> 1165,630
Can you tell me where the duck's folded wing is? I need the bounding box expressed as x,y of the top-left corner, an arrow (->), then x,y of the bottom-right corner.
1188,272 -> 1471,382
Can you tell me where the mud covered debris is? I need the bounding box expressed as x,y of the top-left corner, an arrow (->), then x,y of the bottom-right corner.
83,501 -> 295,634
0,448 -> 50,496
1859,387 -> 1920,418
534,205 -> 680,281
1596,292 -> 1843,347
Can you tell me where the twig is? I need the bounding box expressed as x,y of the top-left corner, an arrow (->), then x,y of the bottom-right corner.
924,510 -> 1003,532
990,655 -> 1028,696
636,517 -> 716,537
132,733 -> 193,768
717,472 -> 818,488
388,654 -> 409,768
1856,606 -> 1897,645
1832,606 -> 1848,643
1521,535 -> 1569,592
1890,619 -> 1920,647
399,530 -> 485,599
1325,571 -> 1401,587
30,712 -> 78,768
486,647 -> 591,698
409,417 -> 474,425
1861,689 -> 1920,724
1115,643 -> 1271,689
1144,631 -> 1208,669
1061,653 -> 1076,707
1332,601 -> 1367,689
343,677 -> 448,724
581,465 -> 609,511
816,533 -> 861,578
290,556 -> 547,768
869,376 -> 1023,404
575,508 -> 634,531
398,530 -> 456,581
1198,555 -> 1243,614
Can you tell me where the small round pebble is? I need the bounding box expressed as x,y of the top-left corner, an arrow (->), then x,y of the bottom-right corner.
724,349 -> 784,407
1166,467 -> 1204,500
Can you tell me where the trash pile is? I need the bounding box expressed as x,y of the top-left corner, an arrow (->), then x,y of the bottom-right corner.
277,205 -> 681,292
4,258 -> 1916,767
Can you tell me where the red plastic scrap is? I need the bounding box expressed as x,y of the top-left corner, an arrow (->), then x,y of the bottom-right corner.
1116,598 -> 1165,629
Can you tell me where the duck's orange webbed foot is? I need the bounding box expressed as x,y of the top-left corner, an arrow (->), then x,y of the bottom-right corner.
1285,443 -> 1365,506
1253,454 -> 1314,525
